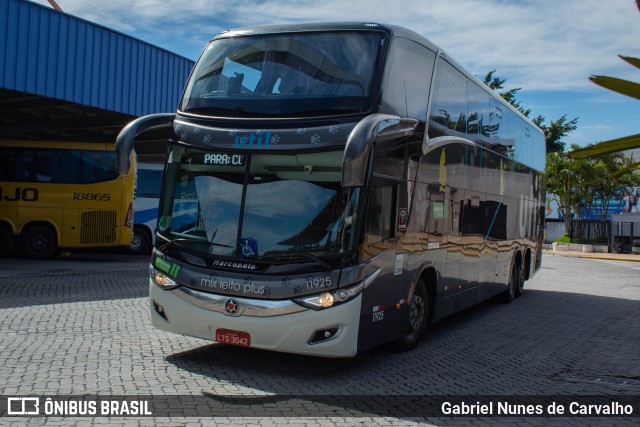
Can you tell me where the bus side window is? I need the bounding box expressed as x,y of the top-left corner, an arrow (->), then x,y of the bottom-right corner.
60,151 -> 83,183
365,178 -> 398,245
138,170 -> 163,198
381,37 -> 435,121
17,149 -> 35,182
35,150 -> 53,182
0,149 -> 18,181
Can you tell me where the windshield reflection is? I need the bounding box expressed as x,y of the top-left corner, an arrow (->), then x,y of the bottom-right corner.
158,145 -> 359,262
180,32 -> 383,117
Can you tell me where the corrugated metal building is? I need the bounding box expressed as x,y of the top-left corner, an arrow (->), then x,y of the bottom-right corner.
0,0 -> 194,142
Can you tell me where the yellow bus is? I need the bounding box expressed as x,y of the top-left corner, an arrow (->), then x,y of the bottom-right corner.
0,140 -> 136,258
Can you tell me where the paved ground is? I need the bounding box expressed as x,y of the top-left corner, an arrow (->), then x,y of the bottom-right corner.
0,252 -> 639,426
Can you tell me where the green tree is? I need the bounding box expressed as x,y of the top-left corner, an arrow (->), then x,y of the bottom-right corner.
545,151 -> 585,235
584,151 -> 640,220
546,146 -> 640,236
533,115 -> 579,154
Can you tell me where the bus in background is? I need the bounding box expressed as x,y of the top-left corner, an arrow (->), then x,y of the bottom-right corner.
129,162 -> 164,254
117,23 -> 546,357
0,140 -> 135,259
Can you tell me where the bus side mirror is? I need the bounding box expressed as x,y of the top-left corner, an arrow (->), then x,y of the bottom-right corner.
115,113 -> 176,174
342,114 -> 418,188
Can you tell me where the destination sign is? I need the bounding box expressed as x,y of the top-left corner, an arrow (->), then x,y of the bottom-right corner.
193,152 -> 246,166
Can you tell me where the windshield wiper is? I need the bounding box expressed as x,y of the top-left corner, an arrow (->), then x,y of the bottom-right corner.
293,252 -> 332,269
255,252 -> 332,269
159,238 -> 192,253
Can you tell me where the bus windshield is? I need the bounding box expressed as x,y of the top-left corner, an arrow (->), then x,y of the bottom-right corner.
158,144 -> 360,261
180,32 -> 383,118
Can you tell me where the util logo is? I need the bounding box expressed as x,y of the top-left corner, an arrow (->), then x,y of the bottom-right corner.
233,131 -> 272,148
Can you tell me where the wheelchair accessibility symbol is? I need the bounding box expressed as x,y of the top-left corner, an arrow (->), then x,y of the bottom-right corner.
240,238 -> 258,257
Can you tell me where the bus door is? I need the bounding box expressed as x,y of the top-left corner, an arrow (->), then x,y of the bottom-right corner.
357,175 -> 407,350
356,143 -> 411,350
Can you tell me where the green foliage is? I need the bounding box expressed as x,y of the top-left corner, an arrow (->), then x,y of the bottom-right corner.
534,115 -> 579,154
554,235 -> 571,243
546,148 -> 640,234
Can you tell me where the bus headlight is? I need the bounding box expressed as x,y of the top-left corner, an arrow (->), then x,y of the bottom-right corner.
294,282 -> 364,310
150,267 -> 179,289
293,267 -> 381,310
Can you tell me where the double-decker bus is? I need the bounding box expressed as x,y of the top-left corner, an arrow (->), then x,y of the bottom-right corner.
0,140 -> 135,259
117,23 -> 546,357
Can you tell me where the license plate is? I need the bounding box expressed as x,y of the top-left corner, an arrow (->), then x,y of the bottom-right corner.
215,329 -> 251,347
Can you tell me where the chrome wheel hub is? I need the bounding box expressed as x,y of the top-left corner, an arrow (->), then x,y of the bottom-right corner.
409,293 -> 425,330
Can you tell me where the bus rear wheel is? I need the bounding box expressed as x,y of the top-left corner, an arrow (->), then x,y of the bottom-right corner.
0,223 -> 15,257
392,279 -> 429,352
515,260 -> 526,298
20,224 -> 58,259
504,258 -> 521,303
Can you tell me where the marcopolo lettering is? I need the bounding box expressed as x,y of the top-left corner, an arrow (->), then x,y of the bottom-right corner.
212,259 -> 257,270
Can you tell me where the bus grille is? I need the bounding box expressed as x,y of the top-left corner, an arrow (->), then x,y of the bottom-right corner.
80,211 -> 117,245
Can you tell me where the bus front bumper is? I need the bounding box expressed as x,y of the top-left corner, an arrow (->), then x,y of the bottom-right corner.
149,281 -> 361,357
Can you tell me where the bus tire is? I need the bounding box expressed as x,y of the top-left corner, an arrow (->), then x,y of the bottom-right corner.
392,279 -> 429,352
0,223 -> 15,257
515,259 -> 525,298
504,258 -> 520,303
129,226 -> 151,254
20,224 -> 58,259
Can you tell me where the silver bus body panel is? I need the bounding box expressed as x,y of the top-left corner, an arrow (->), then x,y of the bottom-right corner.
150,281 -> 361,357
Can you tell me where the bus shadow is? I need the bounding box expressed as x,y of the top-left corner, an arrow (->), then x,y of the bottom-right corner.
165,288 -> 640,416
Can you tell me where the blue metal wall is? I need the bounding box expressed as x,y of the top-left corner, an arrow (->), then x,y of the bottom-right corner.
0,0 -> 195,116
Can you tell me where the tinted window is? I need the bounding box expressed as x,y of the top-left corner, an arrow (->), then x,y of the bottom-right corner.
181,32 -> 383,118
365,178 -> 397,244
82,151 -> 118,183
381,38 -> 436,120
137,169 -> 164,197
0,148 -> 117,184
0,149 -> 18,181
429,60 -> 467,138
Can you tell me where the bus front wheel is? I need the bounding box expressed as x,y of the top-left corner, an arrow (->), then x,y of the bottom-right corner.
128,226 -> 151,254
20,224 -> 58,259
392,279 -> 429,352
0,223 -> 15,257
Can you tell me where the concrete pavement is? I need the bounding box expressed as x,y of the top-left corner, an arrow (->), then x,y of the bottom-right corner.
543,249 -> 640,262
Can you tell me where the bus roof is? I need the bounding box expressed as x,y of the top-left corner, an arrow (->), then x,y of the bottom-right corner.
208,22 -> 542,135
213,22 -> 435,48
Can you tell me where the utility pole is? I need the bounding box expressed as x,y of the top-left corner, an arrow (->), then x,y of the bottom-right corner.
47,0 -> 63,12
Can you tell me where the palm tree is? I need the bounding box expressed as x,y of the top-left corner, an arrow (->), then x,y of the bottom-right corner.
568,0 -> 640,159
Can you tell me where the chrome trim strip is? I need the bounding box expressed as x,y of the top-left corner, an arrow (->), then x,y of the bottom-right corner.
363,267 -> 382,288
171,287 -> 308,317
